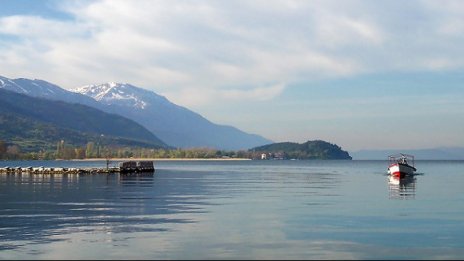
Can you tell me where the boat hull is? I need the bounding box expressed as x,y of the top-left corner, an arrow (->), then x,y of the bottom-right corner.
388,163 -> 416,178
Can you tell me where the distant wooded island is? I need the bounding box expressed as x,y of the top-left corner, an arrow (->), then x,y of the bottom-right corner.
250,140 -> 352,160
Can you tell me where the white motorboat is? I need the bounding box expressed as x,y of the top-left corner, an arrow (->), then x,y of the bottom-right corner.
387,153 -> 416,178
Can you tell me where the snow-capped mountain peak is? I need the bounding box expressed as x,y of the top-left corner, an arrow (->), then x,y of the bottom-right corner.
1,76 -> 75,97
0,76 -> 33,94
0,75 -> 103,108
73,82 -> 169,110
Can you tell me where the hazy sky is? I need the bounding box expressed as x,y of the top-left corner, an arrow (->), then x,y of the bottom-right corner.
1,0 -> 463,151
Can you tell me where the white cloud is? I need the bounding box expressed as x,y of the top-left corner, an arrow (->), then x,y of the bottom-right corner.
0,15 -> 83,38
1,0 -> 464,106
221,83 -> 286,101
162,83 -> 286,107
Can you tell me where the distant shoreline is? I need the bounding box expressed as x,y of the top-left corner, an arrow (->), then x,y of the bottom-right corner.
69,158 -> 252,161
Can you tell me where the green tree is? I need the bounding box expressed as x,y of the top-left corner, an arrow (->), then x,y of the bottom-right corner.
62,145 -> 76,159
7,145 -> 21,159
86,142 -> 95,158
75,147 -> 86,159
56,140 -> 65,158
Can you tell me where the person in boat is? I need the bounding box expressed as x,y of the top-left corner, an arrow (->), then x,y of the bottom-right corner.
400,157 -> 408,165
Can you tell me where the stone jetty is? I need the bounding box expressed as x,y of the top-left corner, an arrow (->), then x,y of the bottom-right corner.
0,160 -> 154,175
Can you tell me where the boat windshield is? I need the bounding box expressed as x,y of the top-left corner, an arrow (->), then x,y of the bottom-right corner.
388,153 -> 415,167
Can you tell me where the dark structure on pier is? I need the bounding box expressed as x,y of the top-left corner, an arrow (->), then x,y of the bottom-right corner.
119,160 -> 155,173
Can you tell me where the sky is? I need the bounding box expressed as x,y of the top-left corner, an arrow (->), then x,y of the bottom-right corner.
1,0 -> 463,151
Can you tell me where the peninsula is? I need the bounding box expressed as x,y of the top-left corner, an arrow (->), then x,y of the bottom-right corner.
250,140 -> 352,160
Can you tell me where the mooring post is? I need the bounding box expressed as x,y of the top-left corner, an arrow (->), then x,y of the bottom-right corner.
106,157 -> 110,172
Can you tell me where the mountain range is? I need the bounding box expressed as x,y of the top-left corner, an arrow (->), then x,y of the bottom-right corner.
0,76 -> 99,108
73,82 -> 271,149
0,76 -> 272,150
0,88 -> 167,152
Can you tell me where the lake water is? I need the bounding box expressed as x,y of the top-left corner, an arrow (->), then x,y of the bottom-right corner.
1,160 -> 463,259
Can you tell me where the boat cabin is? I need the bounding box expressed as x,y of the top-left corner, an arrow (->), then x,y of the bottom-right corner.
388,153 -> 415,167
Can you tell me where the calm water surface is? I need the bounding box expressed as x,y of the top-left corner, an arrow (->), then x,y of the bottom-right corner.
0,160 -> 463,259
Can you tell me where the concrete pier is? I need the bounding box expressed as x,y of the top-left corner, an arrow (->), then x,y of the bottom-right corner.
0,161 -> 155,175
0,166 -> 121,175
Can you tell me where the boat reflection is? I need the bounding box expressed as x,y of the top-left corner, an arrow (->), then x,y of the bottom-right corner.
119,172 -> 155,187
388,175 -> 417,200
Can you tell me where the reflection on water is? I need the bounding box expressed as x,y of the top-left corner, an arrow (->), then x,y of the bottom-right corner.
388,175 -> 417,200
1,160 -> 464,259
119,172 -> 155,187
0,171 -> 207,253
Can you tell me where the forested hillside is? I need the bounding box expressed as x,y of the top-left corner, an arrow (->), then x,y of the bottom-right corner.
251,140 -> 352,160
